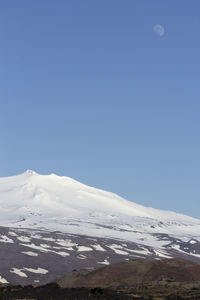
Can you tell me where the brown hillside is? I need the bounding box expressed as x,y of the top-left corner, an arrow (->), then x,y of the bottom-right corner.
57,258 -> 200,289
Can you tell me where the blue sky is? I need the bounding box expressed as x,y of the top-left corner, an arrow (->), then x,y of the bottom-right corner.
0,1 -> 200,218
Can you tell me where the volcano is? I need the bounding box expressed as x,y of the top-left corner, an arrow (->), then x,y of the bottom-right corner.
0,170 -> 200,285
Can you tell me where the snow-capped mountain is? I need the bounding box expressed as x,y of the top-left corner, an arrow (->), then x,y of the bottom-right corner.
0,170 -> 200,285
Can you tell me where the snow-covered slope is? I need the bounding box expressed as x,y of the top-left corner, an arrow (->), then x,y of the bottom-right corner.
1,170 -> 200,285
0,170 -> 200,247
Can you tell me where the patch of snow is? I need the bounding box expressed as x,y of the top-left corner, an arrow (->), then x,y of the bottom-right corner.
189,240 -> 197,244
0,275 -> 9,284
128,248 -> 150,256
20,243 -> 50,253
154,250 -> 172,259
0,235 -> 13,243
22,251 -> 38,257
17,236 -> 31,243
21,242 -> 71,257
56,251 -> 70,257
78,254 -> 86,259
107,244 -> 129,255
30,234 -> 43,239
39,244 -> 51,248
10,268 -> 27,278
56,239 -> 77,248
91,244 -> 105,252
9,231 -> 18,237
41,237 -> 55,242
97,259 -> 110,265
24,267 -> 48,274
77,246 -> 93,252
53,246 -> 66,250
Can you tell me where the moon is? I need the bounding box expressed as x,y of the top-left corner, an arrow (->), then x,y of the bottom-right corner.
153,24 -> 165,37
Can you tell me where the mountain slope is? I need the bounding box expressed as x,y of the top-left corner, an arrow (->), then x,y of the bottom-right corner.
0,170 -> 200,285
0,170 -> 200,245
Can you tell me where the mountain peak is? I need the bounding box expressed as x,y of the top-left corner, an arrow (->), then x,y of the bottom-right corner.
24,169 -> 38,176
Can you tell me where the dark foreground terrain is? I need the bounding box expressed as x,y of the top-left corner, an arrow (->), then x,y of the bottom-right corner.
1,282 -> 200,300
0,283 -> 132,300
1,258 -> 200,299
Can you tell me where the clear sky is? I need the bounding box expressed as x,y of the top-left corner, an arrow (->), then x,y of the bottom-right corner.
0,1 -> 199,218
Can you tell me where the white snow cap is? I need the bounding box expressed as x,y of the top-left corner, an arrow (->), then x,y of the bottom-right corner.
0,170 -> 200,246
